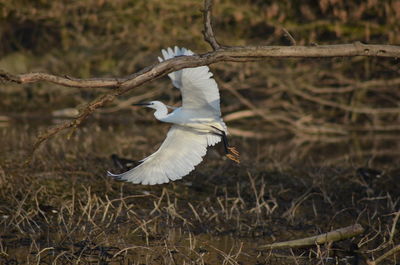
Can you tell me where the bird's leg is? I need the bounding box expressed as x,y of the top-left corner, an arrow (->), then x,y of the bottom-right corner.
211,126 -> 240,164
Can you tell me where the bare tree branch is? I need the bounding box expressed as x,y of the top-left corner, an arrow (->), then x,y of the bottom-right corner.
2,43 -> 399,88
4,45 -> 400,158
202,0 -> 220,50
0,70 -> 123,88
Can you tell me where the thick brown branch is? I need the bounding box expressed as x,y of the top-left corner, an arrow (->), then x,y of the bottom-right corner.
0,70 -> 123,88
2,43 -> 400,88
203,0 -> 220,50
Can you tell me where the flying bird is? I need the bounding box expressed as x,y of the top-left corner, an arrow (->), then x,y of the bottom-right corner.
108,47 -> 239,185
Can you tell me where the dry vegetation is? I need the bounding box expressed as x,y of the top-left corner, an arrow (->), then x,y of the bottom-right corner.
1,0 -> 400,136
0,122 -> 399,264
0,0 -> 399,264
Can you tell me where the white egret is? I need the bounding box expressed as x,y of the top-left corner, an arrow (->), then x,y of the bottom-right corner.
108,46 -> 239,185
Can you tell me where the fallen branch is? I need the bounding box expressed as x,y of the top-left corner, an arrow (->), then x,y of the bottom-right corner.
260,224 -> 364,249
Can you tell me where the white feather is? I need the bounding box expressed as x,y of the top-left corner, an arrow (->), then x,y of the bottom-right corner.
109,47 -> 230,185
158,46 -> 221,115
109,126 -> 208,185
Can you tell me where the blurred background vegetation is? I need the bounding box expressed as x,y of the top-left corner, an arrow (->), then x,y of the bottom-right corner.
1,2 -> 399,263
0,0 -> 399,135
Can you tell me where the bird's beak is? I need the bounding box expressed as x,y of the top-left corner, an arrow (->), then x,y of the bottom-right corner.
133,102 -> 150,107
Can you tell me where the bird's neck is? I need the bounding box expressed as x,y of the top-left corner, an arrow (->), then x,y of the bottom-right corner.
153,104 -> 169,121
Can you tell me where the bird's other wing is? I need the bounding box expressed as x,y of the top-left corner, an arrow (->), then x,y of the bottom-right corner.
108,125 -> 208,185
158,46 -> 193,89
158,46 -> 221,114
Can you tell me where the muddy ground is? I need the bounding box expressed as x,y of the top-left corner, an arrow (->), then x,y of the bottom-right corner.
0,116 -> 398,264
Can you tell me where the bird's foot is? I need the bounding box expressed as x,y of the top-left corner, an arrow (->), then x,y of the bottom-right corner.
226,147 -> 240,164
228,146 -> 240,156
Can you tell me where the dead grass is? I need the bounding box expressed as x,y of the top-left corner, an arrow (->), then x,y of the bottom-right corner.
0,120 -> 398,264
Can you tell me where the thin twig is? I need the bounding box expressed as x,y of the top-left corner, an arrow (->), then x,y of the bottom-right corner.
282,27 -> 296,45
367,244 -> 400,265
222,83 -> 295,129
289,86 -> 400,115
389,210 -> 400,243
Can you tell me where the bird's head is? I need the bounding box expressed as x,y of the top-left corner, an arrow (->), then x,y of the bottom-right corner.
133,101 -> 171,120
133,100 -> 165,110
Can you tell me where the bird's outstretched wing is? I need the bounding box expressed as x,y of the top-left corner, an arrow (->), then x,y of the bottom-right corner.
158,46 -> 221,115
108,125 -> 209,185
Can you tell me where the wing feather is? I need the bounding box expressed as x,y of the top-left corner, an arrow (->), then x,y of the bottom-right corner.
108,126 -> 209,185
158,46 -> 221,114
